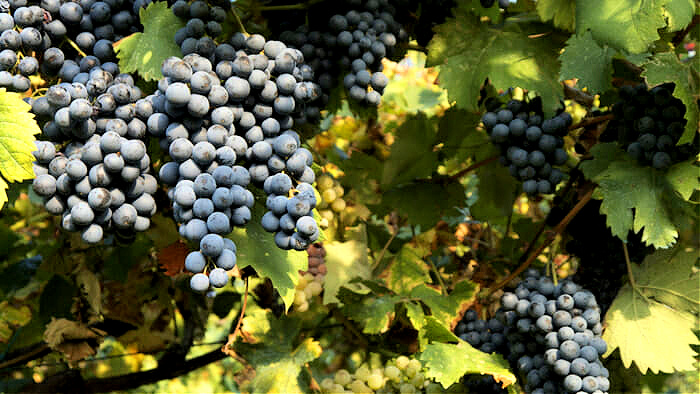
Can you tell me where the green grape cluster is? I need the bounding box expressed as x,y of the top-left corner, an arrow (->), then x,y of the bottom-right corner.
293,243 -> 327,312
320,356 -> 444,394
316,173 -> 347,229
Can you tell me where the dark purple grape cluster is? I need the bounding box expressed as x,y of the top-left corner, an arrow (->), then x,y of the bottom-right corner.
0,0 -> 148,92
170,0 -> 226,59
482,99 -> 571,195
30,63 -> 156,244
148,35 -> 321,292
272,0 -> 407,113
603,83 -> 696,170
455,269 -> 610,394
480,0 -> 518,9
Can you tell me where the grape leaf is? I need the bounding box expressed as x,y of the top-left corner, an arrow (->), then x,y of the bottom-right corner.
228,204 -> 307,311
427,7 -> 565,116
377,181 -> 467,229
0,302 -> 31,342
641,52 -> 700,144
0,89 -> 41,211
662,0 -> 697,31
156,241 -> 188,277
418,316 -> 461,350
337,286 -> 400,334
409,280 -> 478,329
559,31 -> 616,93
436,108 -> 494,163
381,114 -> 439,188
536,0 -> 576,31
387,244 -> 431,295
322,230 -> 371,304
113,2 -> 184,81
470,160 -> 519,229
576,0 -> 667,54
247,338 -> 322,394
603,247 -> 700,374
43,318 -> 106,364
581,143 -> 699,248
420,341 -> 516,389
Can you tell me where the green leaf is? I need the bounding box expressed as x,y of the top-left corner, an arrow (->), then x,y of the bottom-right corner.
404,301 -> 426,332
536,0 -> 576,31
576,0 -> 667,54
603,247 -> 700,374
559,31 -> 616,93
470,160 -> 519,228
381,114 -> 439,187
0,302 -> 31,342
322,230 -> 371,304
228,204 -> 307,311
427,8 -> 565,115
0,89 -> 40,211
387,244 -> 431,295
437,108 -> 495,163
580,143 -> 699,248
662,0 -> 697,31
337,287 -> 400,334
378,181 -> 466,229
113,2 -> 184,81
641,52 -> 700,144
409,280 -> 478,329
247,338 -> 322,394
420,341 -> 517,389
418,316 -> 461,349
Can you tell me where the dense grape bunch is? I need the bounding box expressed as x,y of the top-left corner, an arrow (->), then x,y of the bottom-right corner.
316,173 -> 347,228
292,243 -> 326,312
170,0 -> 226,58
272,0 -> 407,111
481,99 -> 571,195
565,200 -> 650,314
602,83 -> 696,170
0,0 -> 147,92
319,356 -> 445,393
31,64 -> 156,244
455,269 -> 611,394
148,35 -> 320,291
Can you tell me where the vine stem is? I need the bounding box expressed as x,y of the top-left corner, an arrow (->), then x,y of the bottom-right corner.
427,257 -> 447,295
488,187 -> 594,297
568,114 -> 614,131
621,241 -> 642,296
231,8 -> 248,36
371,226 -> 398,271
258,0 -> 328,11
222,277 -> 249,357
449,155 -> 499,181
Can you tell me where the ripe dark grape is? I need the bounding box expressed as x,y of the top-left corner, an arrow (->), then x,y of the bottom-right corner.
455,268 -> 610,394
482,98 -> 570,195
603,83 -> 697,169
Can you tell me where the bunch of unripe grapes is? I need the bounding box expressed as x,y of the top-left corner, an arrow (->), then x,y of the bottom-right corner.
31,63 -> 156,244
481,99 -> 571,195
603,83 -> 695,170
320,356 -> 444,394
292,242 -> 327,312
316,173 -> 347,229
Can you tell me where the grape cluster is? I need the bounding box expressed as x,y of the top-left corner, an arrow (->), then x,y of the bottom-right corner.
148,36 -> 320,291
316,173 -> 347,228
320,356 -> 444,394
603,83 -> 696,170
0,0 -> 146,92
481,99 -> 571,195
455,269 -> 611,394
31,64 -> 156,243
171,0 -> 226,58
274,0 -> 406,110
292,243 -> 327,312
566,200 -> 650,314
480,0 -> 517,9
